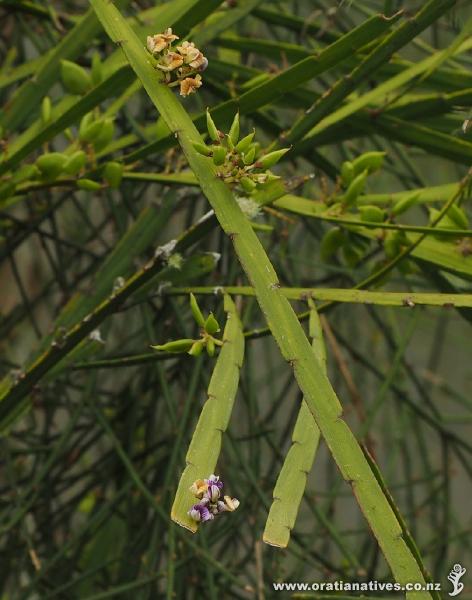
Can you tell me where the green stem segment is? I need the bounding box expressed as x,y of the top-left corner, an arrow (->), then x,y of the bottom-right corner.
90,1 -> 433,596
171,295 -> 244,531
263,301 -> 324,547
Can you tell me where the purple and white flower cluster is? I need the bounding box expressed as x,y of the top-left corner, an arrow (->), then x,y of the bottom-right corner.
188,474 -> 240,524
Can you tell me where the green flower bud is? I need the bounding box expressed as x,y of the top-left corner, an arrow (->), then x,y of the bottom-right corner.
243,145 -> 256,165
342,170 -> 367,207
63,150 -> 87,175
193,142 -> 212,157
340,161 -> 354,186
320,227 -> 345,261
359,205 -> 385,223
258,147 -> 290,169
206,109 -> 220,142
79,114 -> 104,143
190,293 -> 205,327
352,151 -> 385,175
103,161 -> 123,188
212,145 -> 226,166
206,337 -> 215,357
391,193 -> 419,216
151,339 -> 196,353
204,312 -> 220,335
36,152 -> 68,179
77,178 -> 101,191
228,112 -> 240,146
428,208 -> 459,232
447,204 -> 468,229
240,176 -> 256,193
226,134 -> 235,151
188,340 -> 205,357
235,130 -> 255,154
41,97 -> 52,124
60,60 -> 92,95
93,118 -> 115,151
384,232 -> 401,258
91,52 -> 103,86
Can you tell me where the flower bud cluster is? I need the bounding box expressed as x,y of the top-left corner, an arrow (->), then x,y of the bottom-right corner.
151,293 -> 223,358
146,28 -> 208,97
188,474 -> 240,524
193,110 -> 290,196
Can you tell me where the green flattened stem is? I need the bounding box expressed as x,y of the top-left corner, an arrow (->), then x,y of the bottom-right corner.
263,301 -> 325,547
90,3 -> 433,596
171,295 -> 244,532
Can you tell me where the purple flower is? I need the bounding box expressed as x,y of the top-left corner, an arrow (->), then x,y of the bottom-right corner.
206,474 -> 223,489
188,502 -> 214,523
187,474 -> 238,525
207,484 -> 221,502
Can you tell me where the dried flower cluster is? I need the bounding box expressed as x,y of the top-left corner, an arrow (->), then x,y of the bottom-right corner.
188,475 -> 240,523
193,110 -> 290,197
146,28 -> 207,97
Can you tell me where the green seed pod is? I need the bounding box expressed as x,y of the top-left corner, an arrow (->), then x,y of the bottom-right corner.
342,169 -> 367,207
12,164 -> 40,184
359,205 -> 385,223
243,145 -> 256,165
188,340 -> 205,357
258,147 -> 290,170
103,161 -> 123,188
193,142 -> 212,157
64,128 -> 74,142
36,152 -> 68,179
428,208 -> 458,231
93,118 -> 115,151
341,161 -> 354,187
391,193 -> 419,216
79,115 -> 104,144
235,130 -> 255,154
320,227 -> 344,261
60,60 -> 92,95
206,109 -> 220,142
63,150 -> 87,175
41,96 -> 52,124
189,293 -> 205,327
212,145 -> 226,166
77,178 -> 101,191
0,181 -> 16,201
228,112 -> 240,146
204,313 -> 220,335
91,52 -> 103,86
206,337 -> 215,357
151,339 -> 196,353
352,151 -> 385,175
447,204 -> 469,229
384,232 -> 401,258
240,176 -> 257,193
79,113 -> 94,138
